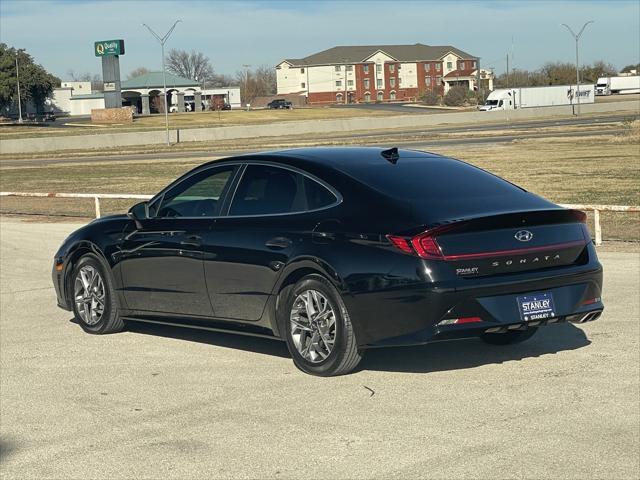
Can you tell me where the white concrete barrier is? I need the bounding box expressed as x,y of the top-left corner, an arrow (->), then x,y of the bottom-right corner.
1,100 -> 638,154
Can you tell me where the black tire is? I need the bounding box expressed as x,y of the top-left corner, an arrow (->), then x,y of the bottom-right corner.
70,254 -> 124,335
481,327 -> 538,345
282,275 -> 362,376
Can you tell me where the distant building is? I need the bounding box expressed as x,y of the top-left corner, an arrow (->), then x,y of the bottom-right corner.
276,43 -> 494,104
49,72 -> 241,115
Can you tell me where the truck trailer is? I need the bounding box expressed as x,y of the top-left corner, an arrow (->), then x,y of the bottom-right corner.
480,85 -> 595,111
595,76 -> 640,95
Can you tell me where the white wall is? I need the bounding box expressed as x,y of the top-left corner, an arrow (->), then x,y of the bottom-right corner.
50,88 -> 73,113
69,97 -> 105,116
60,81 -> 92,93
398,62 -> 418,89
276,63 -> 306,95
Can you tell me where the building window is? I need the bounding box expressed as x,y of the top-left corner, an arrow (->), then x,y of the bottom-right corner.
364,78 -> 370,89
364,64 -> 369,73
426,77 -> 431,86
376,64 -> 382,73
345,65 -> 353,72
436,76 -> 443,84
390,77 -> 396,87
389,64 -> 395,73
447,61 -> 453,70
436,63 -> 441,71
376,78 -> 383,89
390,91 -> 396,100
335,65 -> 341,72
300,68 -> 305,74
424,63 -> 430,71
347,79 -> 354,87
336,93 -> 343,103
364,92 -> 371,102
472,61 -> 477,68
398,77 -> 402,85
377,91 -> 383,101
335,80 -> 342,88
301,82 -> 306,89
459,61 -> 465,70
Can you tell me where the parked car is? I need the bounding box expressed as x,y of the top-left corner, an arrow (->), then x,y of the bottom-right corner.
52,147 -> 603,376
267,99 -> 293,109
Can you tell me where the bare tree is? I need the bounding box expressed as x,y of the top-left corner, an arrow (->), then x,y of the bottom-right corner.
128,67 -> 150,79
235,64 -> 277,103
66,70 -> 103,91
166,49 -> 214,81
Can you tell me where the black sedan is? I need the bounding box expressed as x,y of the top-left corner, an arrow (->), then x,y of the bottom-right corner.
52,147 -> 604,376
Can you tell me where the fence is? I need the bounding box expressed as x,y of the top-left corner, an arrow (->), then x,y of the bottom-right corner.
1,192 -> 638,246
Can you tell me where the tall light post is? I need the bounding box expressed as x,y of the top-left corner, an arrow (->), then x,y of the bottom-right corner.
242,64 -> 251,108
142,20 -> 182,146
15,53 -> 23,124
561,20 -> 594,116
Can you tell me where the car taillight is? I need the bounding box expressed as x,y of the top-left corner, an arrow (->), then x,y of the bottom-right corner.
387,226 -> 450,260
569,209 -> 587,224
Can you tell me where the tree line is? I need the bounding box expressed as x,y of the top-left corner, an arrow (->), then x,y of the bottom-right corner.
494,60 -> 627,88
0,43 -> 59,113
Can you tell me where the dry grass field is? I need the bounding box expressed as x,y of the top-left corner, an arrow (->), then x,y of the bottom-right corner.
1,121 -> 638,242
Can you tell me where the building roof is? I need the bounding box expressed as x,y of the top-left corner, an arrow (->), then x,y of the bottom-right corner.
282,44 -> 475,66
444,68 -> 477,78
121,72 -> 198,90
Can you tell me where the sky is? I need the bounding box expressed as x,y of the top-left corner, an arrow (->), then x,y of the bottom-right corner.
1,0 -> 639,80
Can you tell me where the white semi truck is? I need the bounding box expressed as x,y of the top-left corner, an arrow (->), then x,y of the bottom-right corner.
479,85 -> 595,111
595,76 -> 640,95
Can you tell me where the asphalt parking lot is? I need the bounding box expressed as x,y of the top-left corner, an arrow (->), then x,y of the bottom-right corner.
1,220 -> 638,479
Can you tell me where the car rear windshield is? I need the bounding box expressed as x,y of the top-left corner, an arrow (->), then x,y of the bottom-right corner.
344,156 -> 523,200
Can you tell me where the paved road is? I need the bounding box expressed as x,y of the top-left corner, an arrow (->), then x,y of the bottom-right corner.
1,113 -> 635,168
1,220 -> 638,479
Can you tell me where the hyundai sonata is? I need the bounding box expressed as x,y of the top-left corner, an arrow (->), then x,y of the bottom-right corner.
52,147 -> 604,376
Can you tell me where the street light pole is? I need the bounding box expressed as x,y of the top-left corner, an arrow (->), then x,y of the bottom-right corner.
142,20 -> 182,146
561,21 -> 594,116
242,64 -> 251,108
15,53 -> 23,124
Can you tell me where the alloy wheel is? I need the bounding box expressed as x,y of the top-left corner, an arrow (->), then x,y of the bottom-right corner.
74,265 -> 105,326
290,289 -> 337,363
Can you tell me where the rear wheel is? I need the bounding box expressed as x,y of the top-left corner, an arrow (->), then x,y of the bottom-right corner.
283,275 -> 362,376
71,254 -> 124,334
481,327 -> 538,345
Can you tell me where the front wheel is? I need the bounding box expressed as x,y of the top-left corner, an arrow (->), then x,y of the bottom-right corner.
71,254 -> 124,334
283,275 -> 362,376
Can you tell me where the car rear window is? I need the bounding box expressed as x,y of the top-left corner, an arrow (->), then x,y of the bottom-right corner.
343,156 -> 523,200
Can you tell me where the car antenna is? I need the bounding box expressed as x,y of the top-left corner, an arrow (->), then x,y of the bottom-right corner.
381,147 -> 399,164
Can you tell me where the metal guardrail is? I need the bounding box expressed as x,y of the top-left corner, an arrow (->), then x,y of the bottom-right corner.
1,192 -> 638,246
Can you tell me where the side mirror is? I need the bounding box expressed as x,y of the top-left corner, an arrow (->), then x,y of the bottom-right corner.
128,201 -> 149,229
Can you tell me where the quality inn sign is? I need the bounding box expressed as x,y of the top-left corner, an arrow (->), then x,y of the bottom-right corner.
94,40 -> 125,57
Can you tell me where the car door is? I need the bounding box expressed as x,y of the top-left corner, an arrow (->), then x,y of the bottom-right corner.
201,163 -> 340,322
119,164 -> 238,317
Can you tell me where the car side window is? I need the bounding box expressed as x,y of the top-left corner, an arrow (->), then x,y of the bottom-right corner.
155,166 -> 235,218
229,165 -> 337,216
304,176 -> 337,210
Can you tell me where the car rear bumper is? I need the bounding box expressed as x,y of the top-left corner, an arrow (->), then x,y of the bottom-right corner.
347,259 -> 603,347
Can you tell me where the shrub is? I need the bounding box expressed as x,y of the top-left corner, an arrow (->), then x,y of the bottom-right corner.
443,86 -> 468,106
422,90 -> 441,106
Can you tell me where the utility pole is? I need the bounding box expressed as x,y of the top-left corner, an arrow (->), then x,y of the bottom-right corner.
142,20 -> 182,146
506,53 -> 509,89
242,64 -> 251,108
15,53 -> 23,124
562,21 -> 594,116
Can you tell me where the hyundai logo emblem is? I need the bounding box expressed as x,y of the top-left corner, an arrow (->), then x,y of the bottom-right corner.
514,230 -> 534,242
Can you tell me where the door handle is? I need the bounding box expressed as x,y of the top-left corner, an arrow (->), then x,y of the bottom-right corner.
265,237 -> 292,249
180,235 -> 202,247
